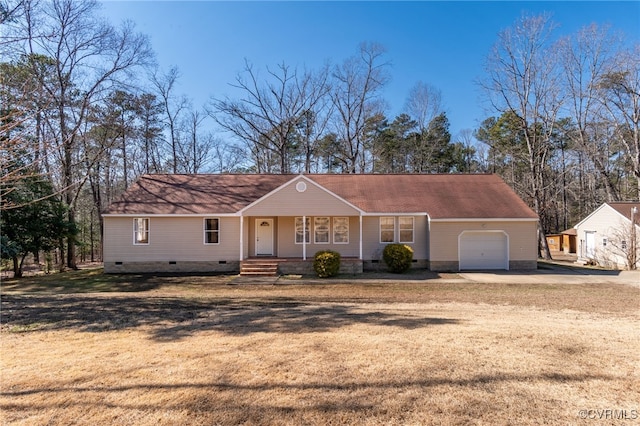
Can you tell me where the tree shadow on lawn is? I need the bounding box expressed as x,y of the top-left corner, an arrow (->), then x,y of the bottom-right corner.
1,371 -> 617,424
1,295 -> 459,341
0,268 -> 234,293
2,371 -> 613,397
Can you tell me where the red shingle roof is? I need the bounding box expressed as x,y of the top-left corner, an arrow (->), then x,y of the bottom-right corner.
104,174 -> 292,215
104,173 -> 538,220
309,174 -> 537,219
608,202 -> 640,225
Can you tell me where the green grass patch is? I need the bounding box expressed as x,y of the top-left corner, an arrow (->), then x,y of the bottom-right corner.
6,323 -> 48,333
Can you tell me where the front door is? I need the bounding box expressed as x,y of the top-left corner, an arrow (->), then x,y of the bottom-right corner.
256,219 -> 274,256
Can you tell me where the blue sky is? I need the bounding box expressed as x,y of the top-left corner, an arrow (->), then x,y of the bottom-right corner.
100,1 -> 640,139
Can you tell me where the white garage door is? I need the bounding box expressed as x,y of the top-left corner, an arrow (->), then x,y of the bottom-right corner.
459,231 -> 508,270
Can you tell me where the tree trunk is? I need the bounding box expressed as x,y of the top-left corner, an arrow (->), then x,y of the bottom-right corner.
12,256 -> 22,279
58,239 -> 66,273
122,131 -> 128,190
90,208 -> 95,263
538,224 -> 552,261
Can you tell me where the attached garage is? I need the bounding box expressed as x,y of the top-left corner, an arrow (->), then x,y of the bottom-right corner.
459,231 -> 509,270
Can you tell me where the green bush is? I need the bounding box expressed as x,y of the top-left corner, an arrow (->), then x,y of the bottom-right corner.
383,244 -> 414,273
313,250 -> 341,278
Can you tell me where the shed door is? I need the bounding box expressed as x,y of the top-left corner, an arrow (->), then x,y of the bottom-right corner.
584,231 -> 595,258
459,231 -> 508,270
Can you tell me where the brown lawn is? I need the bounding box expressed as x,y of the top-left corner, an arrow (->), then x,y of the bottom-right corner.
1,270 -> 639,425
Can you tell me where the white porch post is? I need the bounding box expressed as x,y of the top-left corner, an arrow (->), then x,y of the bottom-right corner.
303,215 -> 307,260
359,214 -> 363,260
239,215 -> 244,261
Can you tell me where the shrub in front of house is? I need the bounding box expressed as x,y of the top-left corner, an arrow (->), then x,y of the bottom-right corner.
313,250 -> 341,278
383,244 -> 414,273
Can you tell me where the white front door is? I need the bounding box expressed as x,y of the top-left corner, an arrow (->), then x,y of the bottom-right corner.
256,219 -> 274,256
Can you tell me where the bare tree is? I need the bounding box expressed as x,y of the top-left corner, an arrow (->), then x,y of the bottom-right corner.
209,137 -> 247,173
557,23 -> 622,202
152,66 -> 188,174
404,81 -> 443,133
331,42 -> 390,173
480,13 -> 563,259
136,92 -> 164,174
7,0 -> 153,268
211,61 -> 330,173
176,107 -> 216,173
598,43 -> 640,199
454,128 -> 479,173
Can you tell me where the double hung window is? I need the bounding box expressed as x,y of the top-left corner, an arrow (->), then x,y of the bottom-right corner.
314,217 -> 330,243
380,216 -> 415,243
134,218 -> 149,244
333,217 -> 349,244
380,217 -> 395,243
205,218 -> 220,244
399,217 -> 414,243
295,217 -> 310,244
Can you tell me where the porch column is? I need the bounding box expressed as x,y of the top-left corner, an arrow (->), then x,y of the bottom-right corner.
359,214 -> 363,260
239,215 -> 244,261
303,215 -> 307,260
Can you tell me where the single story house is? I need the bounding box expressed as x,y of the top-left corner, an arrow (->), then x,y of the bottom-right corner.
574,202 -> 640,270
102,173 -> 539,274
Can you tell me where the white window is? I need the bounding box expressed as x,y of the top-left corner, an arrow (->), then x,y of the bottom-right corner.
295,217 -> 310,244
380,217 -> 395,243
133,218 -> 149,244
333,217 -> 349,244
314,217 -> 330,244
204,218 -> 220,244
399,217 -> 414,243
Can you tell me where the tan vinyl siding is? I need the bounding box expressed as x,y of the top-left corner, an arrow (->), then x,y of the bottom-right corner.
275,216 -> 360,258
361,216 -> 429,261
429,221 -> 537,263
243,178 -> 359,217
104,216 -> 240,262
242,216 -> 250,258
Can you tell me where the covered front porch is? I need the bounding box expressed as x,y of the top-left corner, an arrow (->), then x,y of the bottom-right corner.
239,215 -> 363,262
237,174 -> 365,268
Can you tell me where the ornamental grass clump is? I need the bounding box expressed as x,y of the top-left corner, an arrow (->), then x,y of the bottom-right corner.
313,250 -> 341,278
383,243 -> 414,273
